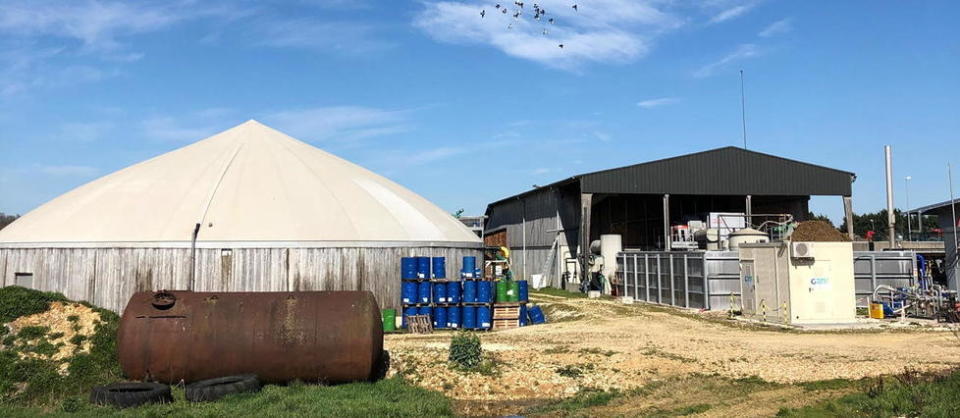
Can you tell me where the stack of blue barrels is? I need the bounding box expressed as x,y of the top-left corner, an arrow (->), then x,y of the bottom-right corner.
460,256 -> 494,330
401,254 -> 505,331
400,256 -> 432,329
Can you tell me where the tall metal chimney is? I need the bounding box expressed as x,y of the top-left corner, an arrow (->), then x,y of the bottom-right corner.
884,146 -> 896,247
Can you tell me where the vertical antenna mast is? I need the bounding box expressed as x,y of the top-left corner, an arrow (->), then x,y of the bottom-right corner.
740,69 -> 747,149
949,163 -> 959,268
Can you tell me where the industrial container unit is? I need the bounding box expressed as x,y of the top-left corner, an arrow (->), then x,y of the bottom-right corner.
738,241 -> 856,325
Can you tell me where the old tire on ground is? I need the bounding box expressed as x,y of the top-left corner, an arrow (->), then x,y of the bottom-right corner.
185,374 -> 261,402
90,382 -> 173,408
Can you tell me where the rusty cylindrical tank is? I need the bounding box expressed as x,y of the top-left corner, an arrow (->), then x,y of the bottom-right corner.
118,291 -> 384,384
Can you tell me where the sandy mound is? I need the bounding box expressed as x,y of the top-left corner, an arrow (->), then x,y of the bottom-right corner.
790,220 -> 849,242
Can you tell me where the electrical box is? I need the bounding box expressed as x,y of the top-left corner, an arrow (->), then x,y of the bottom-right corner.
738,241 -> 855,325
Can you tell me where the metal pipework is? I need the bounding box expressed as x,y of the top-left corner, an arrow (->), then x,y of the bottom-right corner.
118,291 -> 384,384
885,146 -> 896,247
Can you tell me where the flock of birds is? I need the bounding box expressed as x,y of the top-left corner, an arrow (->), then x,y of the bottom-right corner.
480,2 -> 581,49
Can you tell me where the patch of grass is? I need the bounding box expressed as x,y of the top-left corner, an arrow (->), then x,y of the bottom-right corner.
646,403 -> 714,417
530,287 -> 586,299
579,347 -> 617,357
525,387 -> 621,415
0,286 -> 68,323
778,369 -> 960,418
544,345 -> 571,354
798,378 -> 858,392
0,377 -> 455,417
641,346 -> 698,364
14,326 -> 50,341
556,363 -> 595,378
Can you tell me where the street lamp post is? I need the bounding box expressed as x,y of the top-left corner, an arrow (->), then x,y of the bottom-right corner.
905,176 -> 912,241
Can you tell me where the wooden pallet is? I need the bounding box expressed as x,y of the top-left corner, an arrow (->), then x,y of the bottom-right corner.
493,302 -> 522,307
493,318 -> 519,330
493,306 -> 520,320
407,315 -> 433,334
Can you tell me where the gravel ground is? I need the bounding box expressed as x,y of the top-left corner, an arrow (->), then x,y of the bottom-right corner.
386,293 -> 960,415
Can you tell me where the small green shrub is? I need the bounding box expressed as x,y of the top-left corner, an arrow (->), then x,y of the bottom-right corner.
449,332 -> 483,370
66,315 -> 79,323
0,286 -> 67,323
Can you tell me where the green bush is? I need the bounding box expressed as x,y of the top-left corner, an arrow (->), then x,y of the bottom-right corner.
449,332 -> 482,370
0,286 -> 67,323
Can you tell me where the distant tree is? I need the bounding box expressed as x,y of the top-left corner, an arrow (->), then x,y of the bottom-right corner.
0,212 -> 19,230
452,209 -> 465,219
837,209 -> 939,241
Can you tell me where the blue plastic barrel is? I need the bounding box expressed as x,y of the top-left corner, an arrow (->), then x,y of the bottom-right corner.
417,257 -> 431,279
418,281 -> 431,303
401,257 -> 418,279
432,257 -> 446,279
529,306 -> 546,324
462,256 -> 477,277
519,304 -> 528,326
517,280 -> 529,302
433,306 -> 448,329
401,282 -> 418,304
462,306 -> 477,329
477,281 -> 493,303
447,282 -> 461,304
403,306 -> 418,328
433,282 -> 448,304
477,306 -> 492,329
447,306 -> 461,329
418,306 -> 432,321
462,280 -> 477,303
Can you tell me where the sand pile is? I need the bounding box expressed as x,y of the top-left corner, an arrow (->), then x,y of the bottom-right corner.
790,220 -> 849,242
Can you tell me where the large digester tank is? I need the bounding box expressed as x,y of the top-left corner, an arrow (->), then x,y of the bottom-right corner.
118,291 -> 384,384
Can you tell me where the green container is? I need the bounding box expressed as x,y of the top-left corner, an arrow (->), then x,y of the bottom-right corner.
508,281 -> 520,302
382,309 -> 397,332
496,281 -> 509,303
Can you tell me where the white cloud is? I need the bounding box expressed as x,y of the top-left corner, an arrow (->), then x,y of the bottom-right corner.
637,97 -> 680,108
702,0 -> 761,24
262,106 -> 409,144
710,5 -> 751,23
693,43 -> 760,78
414,0 -> 683,70
255,20 -> 393,54
759,18 -> 792,37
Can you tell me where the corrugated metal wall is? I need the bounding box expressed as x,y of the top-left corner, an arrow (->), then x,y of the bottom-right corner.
0,246 -> 480,313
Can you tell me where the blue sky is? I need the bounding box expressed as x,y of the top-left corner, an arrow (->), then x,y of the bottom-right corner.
0,0 -> 958,224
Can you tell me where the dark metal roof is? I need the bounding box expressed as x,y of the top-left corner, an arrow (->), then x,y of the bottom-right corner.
909,199 -> 960,215
488,147 -> 854,207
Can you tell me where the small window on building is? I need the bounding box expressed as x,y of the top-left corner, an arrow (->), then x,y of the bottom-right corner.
14,272 -> 33,288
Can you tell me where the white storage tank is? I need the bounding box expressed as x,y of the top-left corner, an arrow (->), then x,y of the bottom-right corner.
728,228 -> 769,250
738,241 -> 855,325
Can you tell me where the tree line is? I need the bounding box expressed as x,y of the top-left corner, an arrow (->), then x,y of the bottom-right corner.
0,212 -> 19,231
810,209 -> 940,241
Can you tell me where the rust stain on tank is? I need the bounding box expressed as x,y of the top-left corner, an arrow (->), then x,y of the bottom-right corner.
118,291 -> 383,384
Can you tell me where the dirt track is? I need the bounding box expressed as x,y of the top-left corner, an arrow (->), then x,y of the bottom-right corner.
386,293 -> 960,415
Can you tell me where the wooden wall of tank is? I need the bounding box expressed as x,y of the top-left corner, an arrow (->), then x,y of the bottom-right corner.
0,246 -> 481,312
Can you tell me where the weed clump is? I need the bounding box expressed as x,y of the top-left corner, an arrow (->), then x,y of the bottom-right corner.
448,332 -> 482,370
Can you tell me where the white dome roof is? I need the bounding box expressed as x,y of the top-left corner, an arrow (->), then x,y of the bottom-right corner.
0,120 -> 480,247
